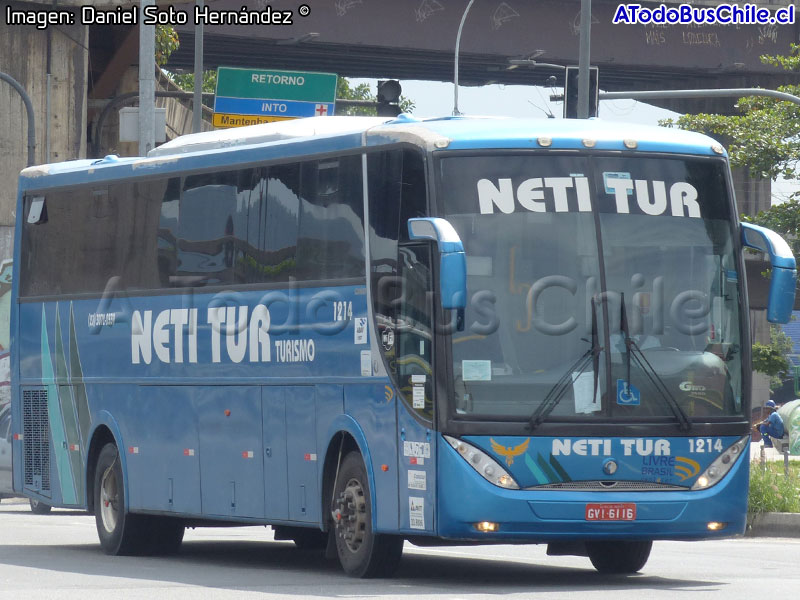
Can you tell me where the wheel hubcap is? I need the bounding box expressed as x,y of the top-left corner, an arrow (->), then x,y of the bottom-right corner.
99,466 -> 119,534
335,477 -> 367,553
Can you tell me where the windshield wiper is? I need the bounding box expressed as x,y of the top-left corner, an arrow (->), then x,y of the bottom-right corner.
620,294 -> 692,432
526,297 -> 602,431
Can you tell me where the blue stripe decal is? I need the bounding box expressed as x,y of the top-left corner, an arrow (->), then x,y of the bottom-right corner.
41,306 -> 77,504
524,452 -> 548,485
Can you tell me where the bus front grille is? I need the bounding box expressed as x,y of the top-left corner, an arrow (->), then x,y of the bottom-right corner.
529,480 -> 687,491
22,388 -> 50,492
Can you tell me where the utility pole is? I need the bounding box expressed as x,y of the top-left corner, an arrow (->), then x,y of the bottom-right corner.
139,0 -> 156,156
0,72 -> 36,166
577,0 -> 592,119
193,0 -> 204,133
453,0 -> 476,116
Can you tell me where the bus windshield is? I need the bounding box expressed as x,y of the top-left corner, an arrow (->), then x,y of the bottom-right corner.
439,153 -> 743,422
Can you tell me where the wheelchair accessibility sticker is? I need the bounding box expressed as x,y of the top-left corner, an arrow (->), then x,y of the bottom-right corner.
617,379 -> 641,406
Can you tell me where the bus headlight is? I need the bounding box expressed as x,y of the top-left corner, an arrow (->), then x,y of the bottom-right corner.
691,435 -> 749,491
444,435 -> 520,489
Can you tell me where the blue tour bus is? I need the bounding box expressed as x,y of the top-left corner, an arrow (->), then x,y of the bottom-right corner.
10,115 -> 796,577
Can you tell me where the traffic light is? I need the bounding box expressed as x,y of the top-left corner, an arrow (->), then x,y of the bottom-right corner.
564,66 -> 599,119
377,80 -> 402,117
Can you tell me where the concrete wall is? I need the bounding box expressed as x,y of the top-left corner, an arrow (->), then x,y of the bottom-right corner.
0,10 -> 88,252
0,6 -> 87,373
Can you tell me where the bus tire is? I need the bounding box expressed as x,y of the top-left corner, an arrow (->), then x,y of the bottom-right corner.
94,442 -> 147,555
29,498 -> 52,514
586,540 -> 652,574
333,452 -> 403,578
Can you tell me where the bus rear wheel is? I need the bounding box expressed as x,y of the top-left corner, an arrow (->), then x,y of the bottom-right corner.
586,540 -> 652,574
94,443 -> 184,556
29,498 -> 52,514
332,452 -> 403,578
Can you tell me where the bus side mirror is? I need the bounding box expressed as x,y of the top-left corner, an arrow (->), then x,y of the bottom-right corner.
407,217 -> 467,311
741,222 -> 797,324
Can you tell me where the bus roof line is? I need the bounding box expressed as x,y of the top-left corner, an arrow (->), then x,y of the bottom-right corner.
148,115 -> 392,158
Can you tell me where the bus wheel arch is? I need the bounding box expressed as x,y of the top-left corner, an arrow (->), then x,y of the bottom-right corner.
321,432 -> 361,532
86,425 -> 117,516
87,427 -> 184,556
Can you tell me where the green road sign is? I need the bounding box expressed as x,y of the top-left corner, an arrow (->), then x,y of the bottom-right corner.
215,67 -> 337,103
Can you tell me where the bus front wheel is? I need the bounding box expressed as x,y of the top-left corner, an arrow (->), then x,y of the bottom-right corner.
332,452 -> 403,578
586,540 -> 652,574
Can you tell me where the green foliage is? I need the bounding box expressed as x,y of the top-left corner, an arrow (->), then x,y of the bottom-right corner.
155,25 -> 179,67
752,325 -> 793,387
171,70 -> 218,103
661,43 -> 800,181
336,79 -> 379,116
743,197 -> 800,258
748,461 -> 800,514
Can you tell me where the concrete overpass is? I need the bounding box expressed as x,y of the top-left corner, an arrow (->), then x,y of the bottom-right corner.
163,0 -> 800,114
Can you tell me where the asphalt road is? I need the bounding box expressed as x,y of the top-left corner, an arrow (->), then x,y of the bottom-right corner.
0,498 -> 796,599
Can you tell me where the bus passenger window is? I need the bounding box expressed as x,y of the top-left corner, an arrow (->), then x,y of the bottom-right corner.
178,171 -> 250,287
297,155 -> 365,281
156,178 -> 180,288
258,163 -> 301,284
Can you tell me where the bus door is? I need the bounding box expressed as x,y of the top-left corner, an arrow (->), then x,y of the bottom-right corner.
394,242 -> 436,534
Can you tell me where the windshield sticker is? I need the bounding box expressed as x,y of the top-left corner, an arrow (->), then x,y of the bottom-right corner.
412,385 -> 425,409
381,328 -> 394,351
462,359 -> 492,381
603,172 -> 632,195
572,371 -> 602,413
476,176 -> 701,218
617,379 -> 642,406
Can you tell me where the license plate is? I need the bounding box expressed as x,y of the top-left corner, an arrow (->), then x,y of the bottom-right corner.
585,503 -> 637,521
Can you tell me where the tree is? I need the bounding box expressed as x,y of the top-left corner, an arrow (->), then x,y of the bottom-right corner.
662,45 -> 800,253
752,325 -> 793,388
155,25 -> 179,67
663,44 -> 800,182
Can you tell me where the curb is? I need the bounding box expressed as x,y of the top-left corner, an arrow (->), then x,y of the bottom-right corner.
746,512 -> 800,538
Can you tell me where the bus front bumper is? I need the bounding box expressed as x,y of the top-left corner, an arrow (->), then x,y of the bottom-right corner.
436,438 -> 749,542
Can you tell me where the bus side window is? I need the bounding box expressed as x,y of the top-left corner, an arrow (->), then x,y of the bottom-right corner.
297,155 -> 365,281
156,178 -> 181,288
179,171 -> 248,287
258,163 -> 301,284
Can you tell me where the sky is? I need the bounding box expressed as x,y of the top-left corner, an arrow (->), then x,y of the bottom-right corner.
351,78 -> 797,205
